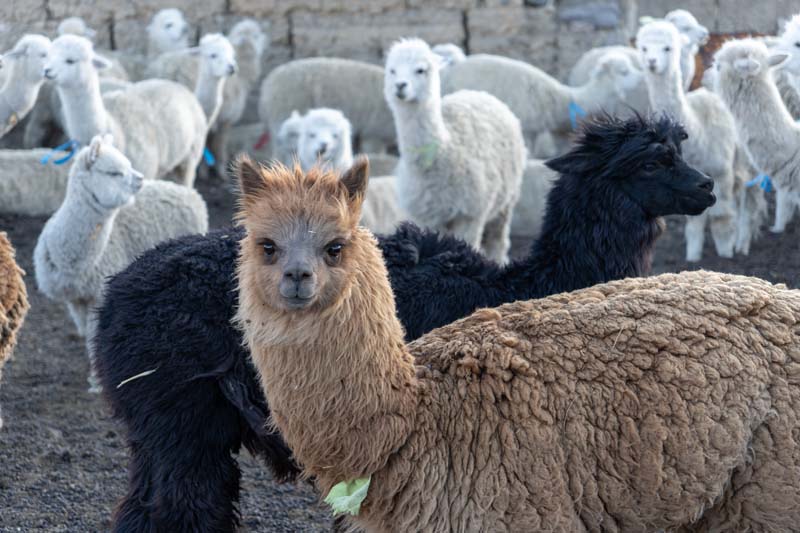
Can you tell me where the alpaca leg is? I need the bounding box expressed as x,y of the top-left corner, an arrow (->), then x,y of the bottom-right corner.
84,311 -> 102,394
209,122 -> 231,177
66,300 -> 90,337
709,197 -> 737,259
480,205 -> 513,264
684,212 -> 707,262
770,187 -> 795,233
446,216 -> 486,253
111,385 -> 244,532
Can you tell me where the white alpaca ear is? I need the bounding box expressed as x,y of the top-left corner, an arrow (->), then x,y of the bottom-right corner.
680,34 -> 691,47
87,136 -> 103,167
733,56 -> 762,75
131,168 -> 144,179
92,53 -> 111,70
101,133 -> 114,146
3,48 -> 24,60
290,110 -> 301,120
768,52 -> 791,68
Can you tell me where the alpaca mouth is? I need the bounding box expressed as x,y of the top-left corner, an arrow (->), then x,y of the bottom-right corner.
283,295 -> 313,309
685,192 -> 716,216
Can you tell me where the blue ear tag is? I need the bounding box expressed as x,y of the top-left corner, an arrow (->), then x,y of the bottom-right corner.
203,147 -> 216,167
745,173 -> 773,193
569,101 -> 587,130
40,139 -> 80,165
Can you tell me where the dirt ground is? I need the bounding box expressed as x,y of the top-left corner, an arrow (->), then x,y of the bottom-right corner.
1,179 -> 798,532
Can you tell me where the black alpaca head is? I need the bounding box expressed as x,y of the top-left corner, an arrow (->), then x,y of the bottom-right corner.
546,114 -> 716,218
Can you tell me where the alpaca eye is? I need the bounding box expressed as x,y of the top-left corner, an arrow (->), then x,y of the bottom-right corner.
664,46 -> 671,52
643,162 -> 659,172
166,23 -> 173,29
332,133 -> 339,139
415,68 -> 426,75
66,58 -> 76,65
680,132 -> 689,141
211,53 -> 217,59
389,68 -> 396,75
795,42 -> 800,48
326,243 -> 344,262
642,46 -> 648,53
309,133 -> 316,139
262,241 -> 276,259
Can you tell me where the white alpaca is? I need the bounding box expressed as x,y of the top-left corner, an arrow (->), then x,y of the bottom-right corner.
148,20 -> 265,168
569,8 -> 709,93
186,34 -> 238,128
274,110 -> 303,166
638,21 -> 740,262
34,135 -> 208,392
0,35 -> 51,139
147,8 -> 190,58
259,58 -> 394,155
711,39 -> 800,233
297,108 -> 353,172
44,35 -> 207,185
0,149 -> 70,215
441,52 -> 641,151
385,39 -> 525,263
431,43 -> 466,66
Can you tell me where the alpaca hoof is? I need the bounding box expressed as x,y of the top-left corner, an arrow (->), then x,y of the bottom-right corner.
87,376 -> 103,394
685,252 -> 702,263
770,225 -> 785,234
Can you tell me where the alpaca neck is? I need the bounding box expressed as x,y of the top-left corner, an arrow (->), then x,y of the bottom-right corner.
644,64 -> 690,125
195,64 -> 225,128
45,177 -> 117,273
393,94 -> 450,169
679,45 -> 696,91
239,229 -> 418,493
0,68 -> 43,125
57,74 -> 112,146
505,176 -> 662,298
727,74 -> 798,171
235,42 -> 261,86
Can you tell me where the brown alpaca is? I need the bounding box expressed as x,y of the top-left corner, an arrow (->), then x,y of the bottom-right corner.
236,158 -> 800,532
0,232 -> 30,430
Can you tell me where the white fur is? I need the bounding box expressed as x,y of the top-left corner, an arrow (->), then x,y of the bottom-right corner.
34,135 -> 208,391
711,39 -> 800,234
0,149 -> 70,215
147,8 -> 190,58
45,35 -> 207,185
57,17 -> 96,41
259,57 -> 394,156
638,21 -> 741,261
385,39 -> 525,263
441,52 -> 641,152
431,43 -> 466,67
274,110 -> 303,166
187,33 -> 237,127
297,108 -> 353,172
664,9 -> 710,91
0,35 -> 51,139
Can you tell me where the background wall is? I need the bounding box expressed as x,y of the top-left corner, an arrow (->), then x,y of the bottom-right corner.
3,0 -> 800,82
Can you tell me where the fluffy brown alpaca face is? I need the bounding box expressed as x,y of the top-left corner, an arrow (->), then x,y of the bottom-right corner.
236,156 -> 369,313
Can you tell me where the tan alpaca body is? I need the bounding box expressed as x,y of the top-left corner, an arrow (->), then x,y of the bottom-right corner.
0,232 -> 29,429
237,162 -> 800,533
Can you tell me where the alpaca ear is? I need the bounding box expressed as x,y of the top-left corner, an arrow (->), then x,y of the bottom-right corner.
733,56 -> 762,75
102,133 -> 114,146
290,110 -> 301,120
340,156 -> 369,206
768,52 -> 790,68
679,33 -> 691,47
545,151 -> 594,176
235,154 -> 266,200
3,48 -> 24,60
92,53 -> 111,70
86,135 -> 104,168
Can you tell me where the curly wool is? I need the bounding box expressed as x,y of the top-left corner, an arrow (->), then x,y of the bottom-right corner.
0,232 -> 29,430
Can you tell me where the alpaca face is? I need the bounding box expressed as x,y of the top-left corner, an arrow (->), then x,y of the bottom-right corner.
194,34 -> 237,78
665,9 -> 709,49
278,111 -> 304,163
384,39 -> 441,105
73,135 -> 144,210
45,35 -> 109,89
4,35 -> 51,84
228,19 -> 267,57
773,16 -> 800,76
57,17 -> 96,41
148,9 -> 190,53
711,40 -> 789,91
591,54 -> 642,96
637,22 -> 683,75
236,158 -> 368,313
298,109 -> 352,172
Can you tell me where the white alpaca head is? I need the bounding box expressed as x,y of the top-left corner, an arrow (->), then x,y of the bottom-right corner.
665,9 -> 709,50
45,35 -> 110,89
147,8 -> 190,54
190,33 -> 237,78
70,134 -> 144,210
637,21 -> 686,75
431,43 -> 466,67
590,51 -> 642,96
774,14 -> 800,76
2,34 -> 52,85
57,17 -> 97,41
384,38 -> 444,107
711,39 -> 789,91
298,108 -> 353,172
228,19 -> 268,58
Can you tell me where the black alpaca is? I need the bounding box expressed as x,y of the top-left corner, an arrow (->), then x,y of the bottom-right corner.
95,115 -> 715,532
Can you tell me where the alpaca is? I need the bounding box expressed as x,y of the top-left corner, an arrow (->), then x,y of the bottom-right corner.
94,115 -> 716,532
386,38 -> 526,263
638,21 -> 740,261
0,35 -> 51,139
297,108 -> 353,172
431,43 -> 466,66
274,110 -> 303,165
710,39 -> 800,233
236,159 -> 800,532
0,232 -> 29,431
34,135 -> 208,391
186,34 -> 237,128
146,8 -> 190,59
44,35 -> 207,186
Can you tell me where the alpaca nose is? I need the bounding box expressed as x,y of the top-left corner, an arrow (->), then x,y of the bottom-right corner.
317,142 -> 328,155
395,81 -> 407,96
647,58 -> 657,70
227,63 -> 237,76
43,67 -> 54,79
284,266 -> 313,282
698,176 -> 714,192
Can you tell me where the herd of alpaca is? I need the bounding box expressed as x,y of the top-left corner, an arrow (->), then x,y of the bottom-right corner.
0,4 -> 799,532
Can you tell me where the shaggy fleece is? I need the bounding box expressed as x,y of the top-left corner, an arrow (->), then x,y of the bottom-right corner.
0,232 -> 29,430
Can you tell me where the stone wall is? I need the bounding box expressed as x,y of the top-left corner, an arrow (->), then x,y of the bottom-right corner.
3,0 -> 800,83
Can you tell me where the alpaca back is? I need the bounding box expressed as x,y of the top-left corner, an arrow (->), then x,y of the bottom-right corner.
684,88 -> 737,178
395,90 -> 525,226
360,271 -> 800,532
103,80 -> 206,181
0,233 -> 28,367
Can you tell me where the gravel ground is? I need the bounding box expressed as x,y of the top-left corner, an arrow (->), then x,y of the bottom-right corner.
1,178 -> 797,532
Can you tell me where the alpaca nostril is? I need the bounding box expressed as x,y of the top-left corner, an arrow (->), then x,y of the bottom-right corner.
699,178 -> 714,192
396,81 -> 407,91
285,268 -> 313,282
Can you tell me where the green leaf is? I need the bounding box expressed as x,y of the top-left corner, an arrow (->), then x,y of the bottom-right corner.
324,476 -> 371,516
